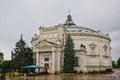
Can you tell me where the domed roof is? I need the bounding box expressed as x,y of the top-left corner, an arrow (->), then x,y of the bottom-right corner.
64,25 -> 97,32
64,15 -> 96,33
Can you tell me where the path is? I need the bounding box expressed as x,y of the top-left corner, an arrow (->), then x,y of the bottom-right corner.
106,69 -> 120,77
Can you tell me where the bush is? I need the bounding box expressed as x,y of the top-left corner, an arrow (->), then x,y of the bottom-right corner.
88,70 -> 99,74
99,70 -> 106,74
105,68 -> 112,72
87,69 -> 112,74
79,70 -> 83,74
73,71 -> 77,73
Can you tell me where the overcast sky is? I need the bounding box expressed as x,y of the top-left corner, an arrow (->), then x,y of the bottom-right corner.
0,0 -> 120,61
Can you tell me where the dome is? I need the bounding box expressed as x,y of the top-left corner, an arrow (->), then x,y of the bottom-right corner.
64,15 -> 97,33
64,25 -> 97,33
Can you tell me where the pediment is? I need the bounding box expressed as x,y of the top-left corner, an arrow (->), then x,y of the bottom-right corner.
35,40 -> 58,49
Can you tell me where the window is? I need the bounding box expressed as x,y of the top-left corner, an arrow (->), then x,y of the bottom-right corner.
91,47 -> 95,53
74,57 -> 78,66
89,43 -> 96,54
103,44 -> 108,52
44,58 -> 49,61
103,44 -> 108,55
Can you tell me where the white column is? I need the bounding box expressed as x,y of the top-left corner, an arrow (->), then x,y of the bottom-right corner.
56,48 -> 61,73
80,51 -> 86,71
36,52 -> 39,66
109,47 -> 112,68
98,40 -> 102,70
78,55 -> 81,71
80,53 -> 84,70
83,54 -> 86,70
52,50 -> 55,72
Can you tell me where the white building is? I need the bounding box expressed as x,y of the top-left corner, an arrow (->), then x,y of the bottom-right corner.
31,15 -> 112,73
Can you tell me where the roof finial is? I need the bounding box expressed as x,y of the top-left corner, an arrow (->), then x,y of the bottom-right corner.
68,10 -> 70,15
20,34 -> 23,40
64,10 -> 76,26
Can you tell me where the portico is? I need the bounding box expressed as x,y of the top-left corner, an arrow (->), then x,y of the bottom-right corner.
33,39 -> 62,73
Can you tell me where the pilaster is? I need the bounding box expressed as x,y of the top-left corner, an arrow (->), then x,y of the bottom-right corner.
36,52 -> 39,66
52,47 -> 55,73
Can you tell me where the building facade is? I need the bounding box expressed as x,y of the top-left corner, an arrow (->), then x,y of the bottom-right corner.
31,15 -> 112,73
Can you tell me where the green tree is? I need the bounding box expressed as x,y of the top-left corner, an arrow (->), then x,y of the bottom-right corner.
0,60 -> 11,68
112,60 -> 116,68
117,58 -> 120,68
63,34 -> 75,73
11,34 -> 33,69
0,52 -> 4,63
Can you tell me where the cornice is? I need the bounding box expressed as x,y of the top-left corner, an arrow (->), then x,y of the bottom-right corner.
67,32 -> 111,42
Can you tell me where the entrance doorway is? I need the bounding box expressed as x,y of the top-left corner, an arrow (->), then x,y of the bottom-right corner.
44,63 -> 49,73
44,63 -> 49,67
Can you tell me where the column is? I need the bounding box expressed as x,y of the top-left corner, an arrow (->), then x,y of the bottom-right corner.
109,47 -> 112,68
52,49 -> 55,73
36,52 -> 39,66
56,48 -> 61,73
83,53 -> 86,71
79,50 -> 87,72
80,53 -> 84,70
98,40 -> 102,70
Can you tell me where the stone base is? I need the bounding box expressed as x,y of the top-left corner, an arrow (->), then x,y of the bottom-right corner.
47,69 -> 61,74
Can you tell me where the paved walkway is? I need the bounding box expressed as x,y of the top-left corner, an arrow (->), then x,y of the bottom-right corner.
6,69 -> 120,80
106,69 -> 120,77
111,69 -> 120,76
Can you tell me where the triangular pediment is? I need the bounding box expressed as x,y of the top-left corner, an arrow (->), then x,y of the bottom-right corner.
35,39 -> 58,49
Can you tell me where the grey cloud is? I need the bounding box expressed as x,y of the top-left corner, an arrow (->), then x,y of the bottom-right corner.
0,0 -> 120,60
